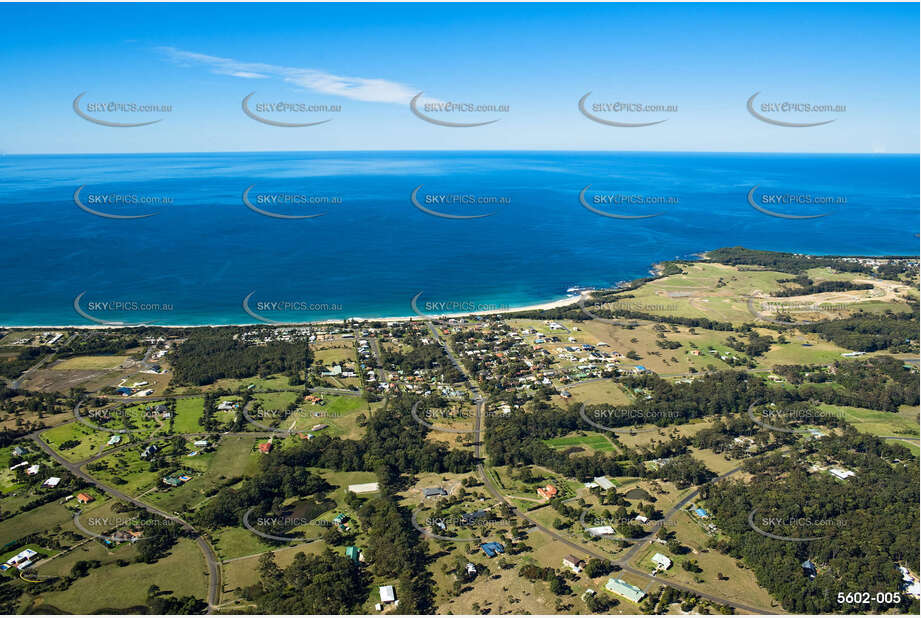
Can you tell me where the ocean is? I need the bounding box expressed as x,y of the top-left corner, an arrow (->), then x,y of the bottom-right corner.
0,151 -> 917,326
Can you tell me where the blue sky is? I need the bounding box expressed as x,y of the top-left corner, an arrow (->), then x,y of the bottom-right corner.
1,2 -> 918,154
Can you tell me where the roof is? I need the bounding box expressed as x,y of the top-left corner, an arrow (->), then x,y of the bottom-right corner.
593,476 -> 615,490
587,525 -> 615,537
563,554 -> 583,565
605,578 -> 645,603
423,487 -> 448,497
694,507 -> 710,517
76,492 -> 93,502
652,553 -> 672,568
379,585 -> 396,603
348,482 -> 380,494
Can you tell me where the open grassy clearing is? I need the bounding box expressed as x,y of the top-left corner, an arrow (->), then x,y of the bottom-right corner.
630,510 -> 778,612
146,436 -> 261,512
172,396 -> 204,433
28,538 -> 208,613
818,403 -> 920,439
52,356 -> 130,370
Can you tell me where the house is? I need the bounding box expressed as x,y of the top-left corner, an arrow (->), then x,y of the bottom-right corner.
651,553 -> 672,570
141,444 -> 158,459
632,365 -> 647,374
563,555 -> 585,573
802,559 -> 817,579
379,585 -> 397,605
162,476 -> 182,487
829,467 -> 855,480
116,387 -> 133,396
76,492 -> 94,504
11,446 -> 26,457
348,482 -> 380,494
581,589 -> 596,601
345,546 -> 362,563
605,578 -> 646,603
42,477 -> 61,488
258,442 -> 272,454
593,476 -> 615,491
26,464 -> 40,475
899,566 -> 921,598
4,549 -> 38,570
465,563 -> 477,576
635,514 -> 649,524
107,435 -> 122,446
587,525 -> 615,537
333,513 -> 350,529
423,487 -> 448,498
480,542 -> 505,557
9,461 -> 28,471
537,484 -> 558,500
193,440 -> 208,447
217,401 -> 236,411
693,507 -> 710,518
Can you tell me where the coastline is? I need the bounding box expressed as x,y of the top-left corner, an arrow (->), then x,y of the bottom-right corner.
0,291 -> 595,330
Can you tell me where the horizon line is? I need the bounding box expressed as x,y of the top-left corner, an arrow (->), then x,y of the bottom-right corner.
4,149 -> 919,157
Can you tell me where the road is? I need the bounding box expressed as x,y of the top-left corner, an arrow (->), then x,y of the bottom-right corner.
426,320 -> 777,614
29,430 -> 222,612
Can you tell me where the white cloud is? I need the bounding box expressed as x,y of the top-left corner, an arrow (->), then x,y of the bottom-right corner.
158,46 -> 420,104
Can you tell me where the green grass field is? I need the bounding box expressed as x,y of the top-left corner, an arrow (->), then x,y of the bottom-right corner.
818,403 -> 920,443
30,538 -> 208,613
41,422 -> 111,462
52,356 -> 129,370
544,431 -> 616,453
172,397 -> 205,433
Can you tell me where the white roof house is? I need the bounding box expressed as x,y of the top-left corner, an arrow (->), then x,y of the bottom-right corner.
43,477 -> 61,488
586,526 -> 615,537
593,476 -> 615,490
379,585 -> 396,603
652,553 -> 672,569
829,468 -> 856,480
26,464 -> 40,475
348,482 -> 380,494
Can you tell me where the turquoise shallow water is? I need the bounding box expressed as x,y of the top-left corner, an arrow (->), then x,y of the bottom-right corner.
0,151 -> 917,326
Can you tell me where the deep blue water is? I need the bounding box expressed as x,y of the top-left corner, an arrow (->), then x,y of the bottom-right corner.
0,151 -> 917,326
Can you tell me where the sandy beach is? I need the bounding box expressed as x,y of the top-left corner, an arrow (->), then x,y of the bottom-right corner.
1,291 -> 594,330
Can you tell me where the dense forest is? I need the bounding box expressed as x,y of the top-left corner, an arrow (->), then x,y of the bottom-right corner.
800,309 -> 919,353
705,247 -> 916,279
704,432 -> 919,614
169,328 -> 311,385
